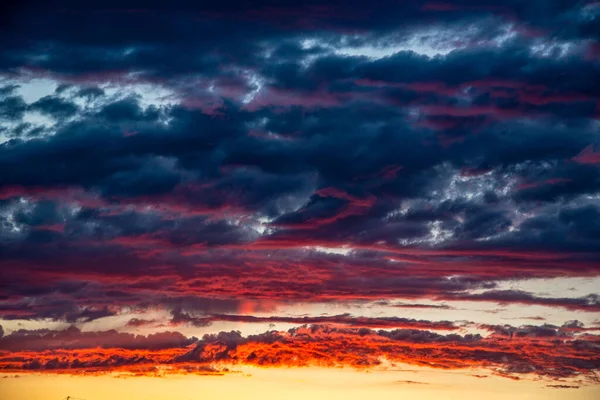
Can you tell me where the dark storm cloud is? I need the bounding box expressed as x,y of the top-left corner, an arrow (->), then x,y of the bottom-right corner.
28,96 -> 79,119
96,97 -> 160,122
513,164 -> 600,203
76,86 -> 105,99
0,95 -> 27,121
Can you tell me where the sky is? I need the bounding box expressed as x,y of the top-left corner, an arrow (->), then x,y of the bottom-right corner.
0,0 -> 599,399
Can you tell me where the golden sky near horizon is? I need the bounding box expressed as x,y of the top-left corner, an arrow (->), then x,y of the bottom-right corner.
3,367 -> 599,400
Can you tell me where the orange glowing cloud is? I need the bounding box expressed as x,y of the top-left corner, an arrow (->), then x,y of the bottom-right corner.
1,324 -> 598,383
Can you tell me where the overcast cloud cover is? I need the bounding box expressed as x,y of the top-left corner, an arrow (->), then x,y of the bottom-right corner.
0,0 -> 599,392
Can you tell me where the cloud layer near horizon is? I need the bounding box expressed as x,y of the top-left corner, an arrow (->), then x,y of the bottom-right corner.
1,322 -> 599,382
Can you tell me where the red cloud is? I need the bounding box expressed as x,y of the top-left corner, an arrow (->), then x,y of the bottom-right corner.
1,324 -> 598,382
573,145 -> 600,165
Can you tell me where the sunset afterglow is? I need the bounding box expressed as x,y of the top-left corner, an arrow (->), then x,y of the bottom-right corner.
1,1 -> 599,399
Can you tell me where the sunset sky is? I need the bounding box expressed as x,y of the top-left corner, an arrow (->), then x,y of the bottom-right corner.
1,1 -> 600,399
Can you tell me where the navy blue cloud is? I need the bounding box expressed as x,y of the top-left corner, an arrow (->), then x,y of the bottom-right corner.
0,0 -> 599,324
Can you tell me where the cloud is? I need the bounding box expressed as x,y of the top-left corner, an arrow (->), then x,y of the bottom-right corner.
0,95 -> 27,121
447,290 -> 600,312
0,326 -> 196,352
546,384 -> 580,389
28,96 -> 79,119
126,318 -> 158,327
168,310 -> 460,330
0,323 -> 598,382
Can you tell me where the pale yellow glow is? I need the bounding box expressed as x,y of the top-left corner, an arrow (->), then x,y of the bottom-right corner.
1,367 -> 598,400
